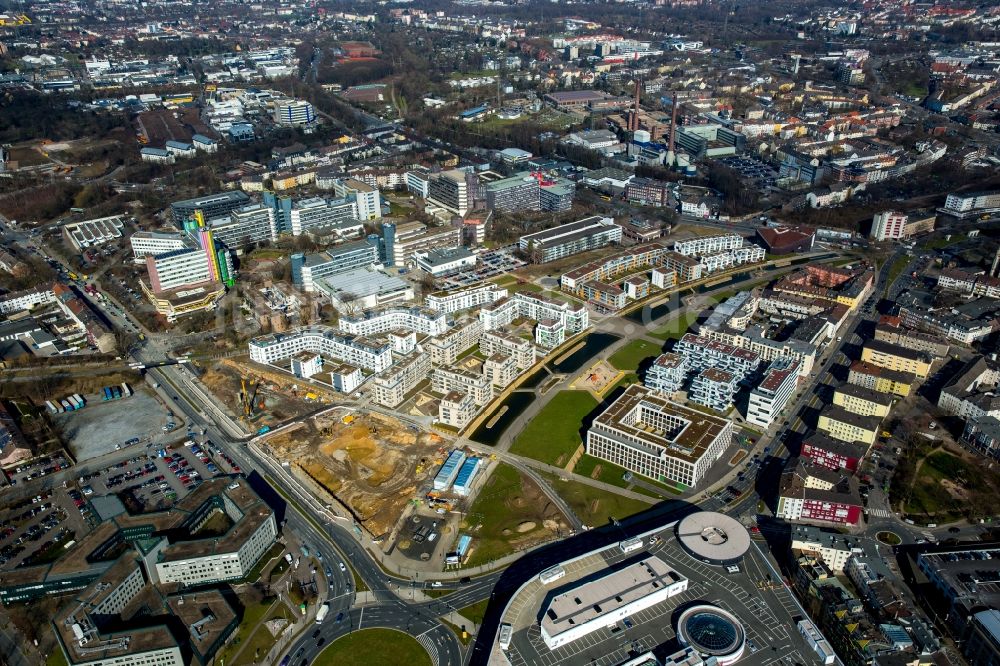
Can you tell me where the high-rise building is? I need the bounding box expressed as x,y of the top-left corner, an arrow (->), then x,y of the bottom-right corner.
288,196 -> 358,236
332,178 -> 382,220
170,191 -> 251,226
870,211 -> 907,242
427,170 -> 472,216
273,99 -> 316,127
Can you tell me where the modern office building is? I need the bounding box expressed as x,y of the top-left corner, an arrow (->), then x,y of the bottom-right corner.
249,325 -> 393,373
170,191 -> 251,226
942,190 -> 1000,218
483,173 -> 540,212
290,241 -> 380,292
314,267 -> 414,311
870,211 -> 907,241
273,99 -> 316,127
337,306 -> 448,337
414,247 -> 477,276
425,284 -> 508,314
540,557 -> 688,649
427,169 -> 472,216
61,215 -> 126,251
332,178 -> 382,220
130,232 -> 191,262
288,196 -> 359,236
210,203 -> 277,248
518,216 -> 621,263
379,221 -> 463,268
585,385 -> 734,488
645,352 -> 687,395
747,357 -> 800,428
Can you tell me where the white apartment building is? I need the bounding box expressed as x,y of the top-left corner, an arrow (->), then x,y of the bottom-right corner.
673,234 -> 743,257
483,353 -> 519,388
130,231 -> 188,263
673,333 -> 760,380
943,190 -> 1000,216
427,319 -> 484,365
337,306 -> 449,337
689,368 -> 739,412
480,330 -> 536,369
439,390 -> 476,429
249,326 -> 393,373
870,211 -> 907,241
747,357 -> 800,428
586,385 -> 734,488
425,284 -> 508,314
432,367 -> 493,405
480,292 -> 589,347
371,351 -> 431,408
289,196 -> 358,236
273,99 -> 316,127
332,178 -> 382,220
0,287 -> 55,314
645,353 -> 687,394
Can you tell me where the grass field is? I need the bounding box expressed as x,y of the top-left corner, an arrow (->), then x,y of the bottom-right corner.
608,339 -> 661,371
214,597 -> 278,665
46,651 -> 68,666
572,454 -> 679,498
905,450 -> 975,519
460,599 -> 491,625
649,311 -> 699,341
313,629 -> 431,666
510,390 -> 597,467
542,473 -> 653,528
463,464 -> 544,566
235,602 -> 296,665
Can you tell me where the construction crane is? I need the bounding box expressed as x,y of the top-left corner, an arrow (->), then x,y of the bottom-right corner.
240,377 -> 261,420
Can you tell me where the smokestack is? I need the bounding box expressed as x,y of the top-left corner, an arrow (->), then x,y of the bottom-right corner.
666,92 -> 678,167
992,246 -> 1000,278
631,79 -> 641,132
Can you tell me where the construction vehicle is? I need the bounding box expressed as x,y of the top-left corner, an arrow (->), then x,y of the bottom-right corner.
239,377 -> 263,420
342,414 -> 354,425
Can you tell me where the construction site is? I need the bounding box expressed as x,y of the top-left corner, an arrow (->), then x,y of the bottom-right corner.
198,358 -> 325,430
260,410 -> 448,539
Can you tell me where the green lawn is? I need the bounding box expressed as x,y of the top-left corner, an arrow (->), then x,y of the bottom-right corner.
922,236 -> 964,250
649,311 -> 699,341
608,339 -> 661,371
313,629 -> 431,666
215,597 -> 279,665
542,473 -> 653,528
46,651 -> 68,666
245,542 -> 285,583
235,602 -> 296,665
460,599 -> 491,625
572,454 -> 679,498
885,256 -> 909,293
510,391 -> 597,467
463,464 -> 555,566
424,588 -> 453,598
441,617 -> 473,644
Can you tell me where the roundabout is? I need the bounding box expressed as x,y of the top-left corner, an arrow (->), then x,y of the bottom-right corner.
876,531 -> 902,546
311,628 -> 432,666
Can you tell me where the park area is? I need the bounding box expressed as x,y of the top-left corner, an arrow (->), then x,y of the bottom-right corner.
509,390 -> 597,467
313,629 -> 431,666
608,339 -> 662,372
461,463 -> 571,566
899,447 -> 1000,522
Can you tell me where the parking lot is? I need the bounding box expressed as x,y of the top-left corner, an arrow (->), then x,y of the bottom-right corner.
435,246 -> 527,290
719,156 -> 778,186
0,436 -> 236,576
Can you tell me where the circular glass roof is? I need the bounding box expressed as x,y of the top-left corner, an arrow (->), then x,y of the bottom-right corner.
683,611 -> 741,653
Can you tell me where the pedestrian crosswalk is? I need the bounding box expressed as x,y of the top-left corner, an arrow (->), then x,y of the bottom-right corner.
867,508 -> 893,519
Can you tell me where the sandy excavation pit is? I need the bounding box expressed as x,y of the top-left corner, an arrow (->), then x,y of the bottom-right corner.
265,412 -> 447,537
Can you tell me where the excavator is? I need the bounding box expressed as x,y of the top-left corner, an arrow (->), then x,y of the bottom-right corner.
239,376 -> 264,420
